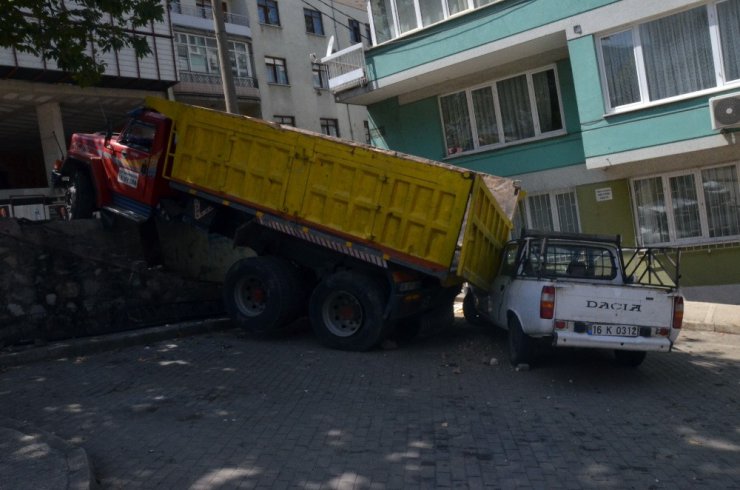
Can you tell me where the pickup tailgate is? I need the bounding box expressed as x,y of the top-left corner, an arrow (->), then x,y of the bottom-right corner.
554,282 -> 675,328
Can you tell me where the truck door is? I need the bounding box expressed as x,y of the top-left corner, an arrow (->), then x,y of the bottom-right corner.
106,118 -> 158,207
489,242 -> 520,327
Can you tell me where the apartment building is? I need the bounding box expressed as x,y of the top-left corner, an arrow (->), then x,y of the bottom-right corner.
171,0 -> 370,141
326,0 -> 740,302
0,6 -> 177,219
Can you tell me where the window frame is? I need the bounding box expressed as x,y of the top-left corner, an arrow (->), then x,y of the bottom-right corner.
630,162 -> 740,246
274,115 -> 295,126
437,64 -> 566,157
349,18 -> 363,44
175,32 -> 253,79
312,62 -> 329,89
320,118 -> 340,137
257,0 -> 281,27
304,8 -> 325,35
265,56 -> 289,85
515,189 -> 581,235
597,0 -> 740,114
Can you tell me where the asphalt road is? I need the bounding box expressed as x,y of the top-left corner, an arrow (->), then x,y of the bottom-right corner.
0,317 -> 738,489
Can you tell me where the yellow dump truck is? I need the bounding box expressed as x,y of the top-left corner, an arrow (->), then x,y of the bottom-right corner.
55,98 -> 520,350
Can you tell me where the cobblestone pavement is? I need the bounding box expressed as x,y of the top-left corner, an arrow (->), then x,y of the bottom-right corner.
1,318 -> 738,489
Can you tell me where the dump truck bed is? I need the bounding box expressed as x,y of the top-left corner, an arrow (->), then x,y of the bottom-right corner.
148,97 -> 518,289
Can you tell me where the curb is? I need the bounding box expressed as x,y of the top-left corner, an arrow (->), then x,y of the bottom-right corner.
0,318 -> 231,368
1,417 -> 96,490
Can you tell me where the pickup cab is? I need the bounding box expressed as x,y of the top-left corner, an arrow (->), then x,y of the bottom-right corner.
464,231 -> 684,367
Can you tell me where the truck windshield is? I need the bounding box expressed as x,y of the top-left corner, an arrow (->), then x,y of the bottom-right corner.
525,241 -> 617,280
120,120 -> 156,152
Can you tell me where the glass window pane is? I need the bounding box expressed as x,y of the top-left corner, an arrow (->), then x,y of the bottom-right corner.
639,6 -> 715,101
532,69 -> 563,133
497,75 -> 534,142
369,0 -> 396,43
634,177 -> 670,244
440,92 -> 473,154
528,194 -> 554,232
555,192 -> 579,233
396,0 -> 418,34
419,0 -> 444,27
702,166 -> 740,237
718,0 -> 740,82
448,0 -> 468,15
471,87 -> 499,147
600,30 -> 641,107
669,174 -> 702,239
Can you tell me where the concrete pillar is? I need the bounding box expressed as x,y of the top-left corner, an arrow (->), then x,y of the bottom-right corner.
35,101 -> 65,190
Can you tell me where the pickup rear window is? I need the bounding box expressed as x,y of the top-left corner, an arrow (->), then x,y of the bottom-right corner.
524,242 -> 617,280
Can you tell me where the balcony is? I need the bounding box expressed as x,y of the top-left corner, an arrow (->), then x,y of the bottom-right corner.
170,3 -> 250,37
174,70 -> 260,100
320,43 -> 367,94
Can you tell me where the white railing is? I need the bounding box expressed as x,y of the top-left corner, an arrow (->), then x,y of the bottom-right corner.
321,42 -> 367,93
179,70 -> 258,88
170,3 -> 249,27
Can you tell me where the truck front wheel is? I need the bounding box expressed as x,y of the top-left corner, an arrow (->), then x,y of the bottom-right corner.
614,350 -> 647,367
66,171 -> 95,219
309,271 -> 388,351
508,316 -> 533,366
223,257 -> 304,335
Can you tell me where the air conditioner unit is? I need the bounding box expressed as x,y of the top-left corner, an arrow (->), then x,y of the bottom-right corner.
709,92 -> 740,130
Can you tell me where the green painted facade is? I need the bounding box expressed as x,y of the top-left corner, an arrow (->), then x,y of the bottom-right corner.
681,246 -> 740,287
576,180 -> 637,246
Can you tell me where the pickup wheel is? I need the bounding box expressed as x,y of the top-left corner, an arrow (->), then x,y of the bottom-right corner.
614,350 -> 647,367
66,171 -> 95,219
463,291 -> 485,325
309,271 -> 388,351
508,316 -> 533,366
223,257 -> 304,335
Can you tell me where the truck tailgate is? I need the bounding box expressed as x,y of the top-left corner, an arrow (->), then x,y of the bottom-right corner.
554,282 -> 675,328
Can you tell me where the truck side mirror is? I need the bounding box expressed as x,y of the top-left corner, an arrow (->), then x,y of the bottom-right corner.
104,123 -> 113,148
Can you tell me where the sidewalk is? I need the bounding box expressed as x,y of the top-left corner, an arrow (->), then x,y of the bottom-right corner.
683,300 -> 740,335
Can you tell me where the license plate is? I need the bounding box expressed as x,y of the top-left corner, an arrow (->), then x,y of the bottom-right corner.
589,325 -> 639,337
117,167 -> 139,188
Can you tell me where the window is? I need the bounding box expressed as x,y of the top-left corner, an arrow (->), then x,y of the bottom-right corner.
517,190 -> 580,233
265,56 -> 288,84
274,115 -> 295,126
120,121 -> 156,152
599,0 -> 740,111
368,0 -> 501,44
321,118 -> 340,137
312,63 -> 329,89
175,33 -> 253,79
439,66 -> 564,155
364,120 -> 371,144
304,8 -> 324,35
349,19 -> 362,43
633,164 -> 740,244
257,0 -> 280,26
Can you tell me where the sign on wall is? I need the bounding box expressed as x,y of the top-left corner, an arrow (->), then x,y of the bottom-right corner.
595,187 -> 613,202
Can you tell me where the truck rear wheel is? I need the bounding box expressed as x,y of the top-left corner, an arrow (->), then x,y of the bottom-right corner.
309,271 -> 388,351
223,257 -> 303,335
508,316 -> 533,366
66,170 -> 95,219
614,350 -> 647,367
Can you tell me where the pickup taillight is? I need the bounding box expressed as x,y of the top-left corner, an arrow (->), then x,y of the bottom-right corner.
672,296 -> 684,329
540,285 -> 555,319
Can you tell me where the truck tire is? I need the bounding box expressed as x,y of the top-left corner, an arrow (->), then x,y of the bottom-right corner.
614,350 -> 647,367
309,271 -> 388,351
66,170 -> 95,219
223,256 -> 304,335
463,291 -> 485,325
508,316 -> 533,366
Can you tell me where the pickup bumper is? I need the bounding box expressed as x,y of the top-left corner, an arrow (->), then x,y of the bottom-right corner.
553,332 -> 673,352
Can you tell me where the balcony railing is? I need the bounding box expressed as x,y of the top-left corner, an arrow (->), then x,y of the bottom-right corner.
320,43 -> 367,94
170,3 -> 249,27
179,70 -> 258,89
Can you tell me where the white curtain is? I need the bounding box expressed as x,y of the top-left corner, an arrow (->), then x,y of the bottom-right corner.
633,177 -> 670,244
555,192 -> 579,233
370,0 -> 396,43
497,75 -> 534,142
395,0 -> 418,33
639,6 -> 715,101
669,174 -> 701,239
601,30 -> 641,107
718,0 -> 740,82
419,0 -> 444,27
702,166 -> 740,238
472,87 -> 499,147
528,194 -> 554,232
440,92 -> 473,154
447,0 -> 468,15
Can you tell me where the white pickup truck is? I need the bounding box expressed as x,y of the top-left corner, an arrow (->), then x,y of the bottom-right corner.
463,231 -> 684,367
